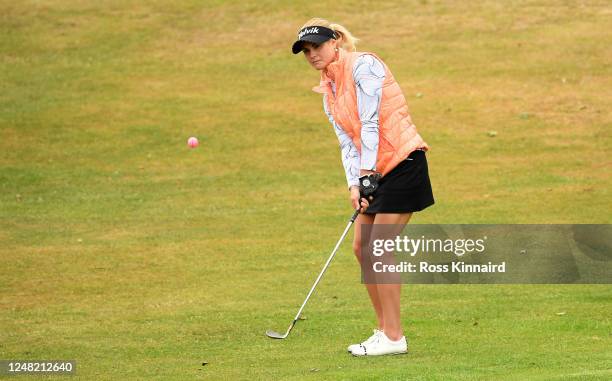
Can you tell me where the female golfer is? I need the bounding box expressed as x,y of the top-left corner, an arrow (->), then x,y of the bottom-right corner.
291,18 -> 435,356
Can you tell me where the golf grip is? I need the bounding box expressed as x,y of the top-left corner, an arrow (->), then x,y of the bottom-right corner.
288,208 -> 360,331
350,207 -> 360,222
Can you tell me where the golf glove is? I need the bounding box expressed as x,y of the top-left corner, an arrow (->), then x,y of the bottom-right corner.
359,173 -> 382,201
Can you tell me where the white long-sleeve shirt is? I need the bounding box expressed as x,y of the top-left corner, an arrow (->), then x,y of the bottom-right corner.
322,54 -> 386,188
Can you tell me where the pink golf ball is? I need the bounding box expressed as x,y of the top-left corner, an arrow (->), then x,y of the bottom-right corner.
188,137 -> 199,148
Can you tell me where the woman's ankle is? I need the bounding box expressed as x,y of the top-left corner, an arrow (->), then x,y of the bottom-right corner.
383,329 -> 403,341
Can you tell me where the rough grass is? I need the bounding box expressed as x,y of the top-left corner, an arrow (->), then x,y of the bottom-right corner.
1,1 -> 611,380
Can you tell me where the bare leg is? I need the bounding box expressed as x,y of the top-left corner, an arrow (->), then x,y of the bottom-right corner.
352,213 -> 384,330
371,212 -> 413,341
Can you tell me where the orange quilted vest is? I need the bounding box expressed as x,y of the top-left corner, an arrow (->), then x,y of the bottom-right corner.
312,49 -> 429,177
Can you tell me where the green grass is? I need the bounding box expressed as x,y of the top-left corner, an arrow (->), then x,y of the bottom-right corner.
1,0 -> 611,380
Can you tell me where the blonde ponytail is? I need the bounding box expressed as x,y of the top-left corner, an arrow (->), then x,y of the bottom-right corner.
298,18 -> 359,52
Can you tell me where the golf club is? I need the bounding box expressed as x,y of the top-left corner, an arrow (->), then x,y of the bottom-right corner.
266,208 -> 361,339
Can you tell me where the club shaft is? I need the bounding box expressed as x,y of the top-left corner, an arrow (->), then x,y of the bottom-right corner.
286,209 -> 360,333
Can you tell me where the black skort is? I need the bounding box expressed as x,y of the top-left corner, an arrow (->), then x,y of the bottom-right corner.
363,149 -> 435,214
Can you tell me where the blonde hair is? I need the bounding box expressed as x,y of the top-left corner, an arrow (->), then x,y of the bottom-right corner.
298,18 -> 359,52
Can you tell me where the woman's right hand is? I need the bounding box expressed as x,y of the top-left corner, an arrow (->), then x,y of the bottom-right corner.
350,186 -> 369,213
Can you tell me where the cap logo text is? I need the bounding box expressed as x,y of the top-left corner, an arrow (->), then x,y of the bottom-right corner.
298,27 -> 319,39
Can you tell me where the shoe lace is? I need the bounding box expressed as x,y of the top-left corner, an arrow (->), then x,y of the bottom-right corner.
363,329 -> 381,345
367,331 -> 382,348
358,330 -> 384,355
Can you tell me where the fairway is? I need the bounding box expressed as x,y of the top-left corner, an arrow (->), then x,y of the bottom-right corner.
1,1 -> 611,380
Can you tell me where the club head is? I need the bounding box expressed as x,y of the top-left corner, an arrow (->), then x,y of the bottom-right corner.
266,329 -> 287,339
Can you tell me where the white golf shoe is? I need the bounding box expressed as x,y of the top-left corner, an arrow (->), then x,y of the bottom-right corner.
347,329 -> 382,353
350,331 -> 408,356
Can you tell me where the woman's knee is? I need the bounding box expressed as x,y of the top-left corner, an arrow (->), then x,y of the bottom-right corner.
354,237 -> 375,263
353,215 -> 375,262
352,239 -> 362,261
